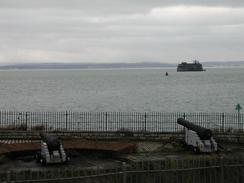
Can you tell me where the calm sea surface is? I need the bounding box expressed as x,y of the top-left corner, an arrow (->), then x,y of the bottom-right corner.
0,67 -> 243,112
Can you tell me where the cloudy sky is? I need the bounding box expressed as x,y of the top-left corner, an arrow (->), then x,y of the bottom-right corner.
0,0 -> 244,65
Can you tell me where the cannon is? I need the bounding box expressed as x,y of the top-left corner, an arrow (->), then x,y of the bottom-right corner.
177,118 -> 217,153
36,133 -> 69,165
40,133 -> 61,152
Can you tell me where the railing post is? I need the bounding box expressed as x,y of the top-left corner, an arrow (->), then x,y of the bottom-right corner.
183,112 -> 186,119
243,113 -> 244,132
222,113 -> 225,132
105,112 -> 108,133
144,112 -> 147,132
25,112 -> 28,131
65,111 -> 68,131
238,112 -> 241,131
0,111 -> 1,129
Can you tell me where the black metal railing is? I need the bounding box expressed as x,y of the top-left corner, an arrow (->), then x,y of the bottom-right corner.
3,157 -> 244,183
0,111 -> 243,132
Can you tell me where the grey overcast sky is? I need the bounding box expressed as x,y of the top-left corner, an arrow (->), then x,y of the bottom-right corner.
0,0 -> 244,64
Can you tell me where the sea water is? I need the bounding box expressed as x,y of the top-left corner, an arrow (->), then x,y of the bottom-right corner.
0,67 -> 244,112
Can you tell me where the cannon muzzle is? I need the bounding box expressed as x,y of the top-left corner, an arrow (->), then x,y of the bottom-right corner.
177,118 -> 212,140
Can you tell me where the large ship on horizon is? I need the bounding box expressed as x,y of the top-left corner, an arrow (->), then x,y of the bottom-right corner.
177,60 -> 205,72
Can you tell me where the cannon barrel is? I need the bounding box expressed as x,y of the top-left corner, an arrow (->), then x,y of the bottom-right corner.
177,118 -> 212,140
40,133 -> 61,151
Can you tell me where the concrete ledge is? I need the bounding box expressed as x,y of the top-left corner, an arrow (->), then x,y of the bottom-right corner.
1,130 -> 244,144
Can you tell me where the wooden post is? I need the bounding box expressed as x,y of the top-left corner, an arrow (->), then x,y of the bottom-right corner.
220,157 -> 225,183
123,162 -> 127,183
7,171 -> 10,182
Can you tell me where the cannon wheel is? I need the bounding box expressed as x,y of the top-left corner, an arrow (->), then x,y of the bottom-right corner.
40,158 -> 47,166
193,146 -> 200,153
35,151 -> 41,162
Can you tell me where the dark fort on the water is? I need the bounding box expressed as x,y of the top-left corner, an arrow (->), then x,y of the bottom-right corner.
177,60 -> 205,72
